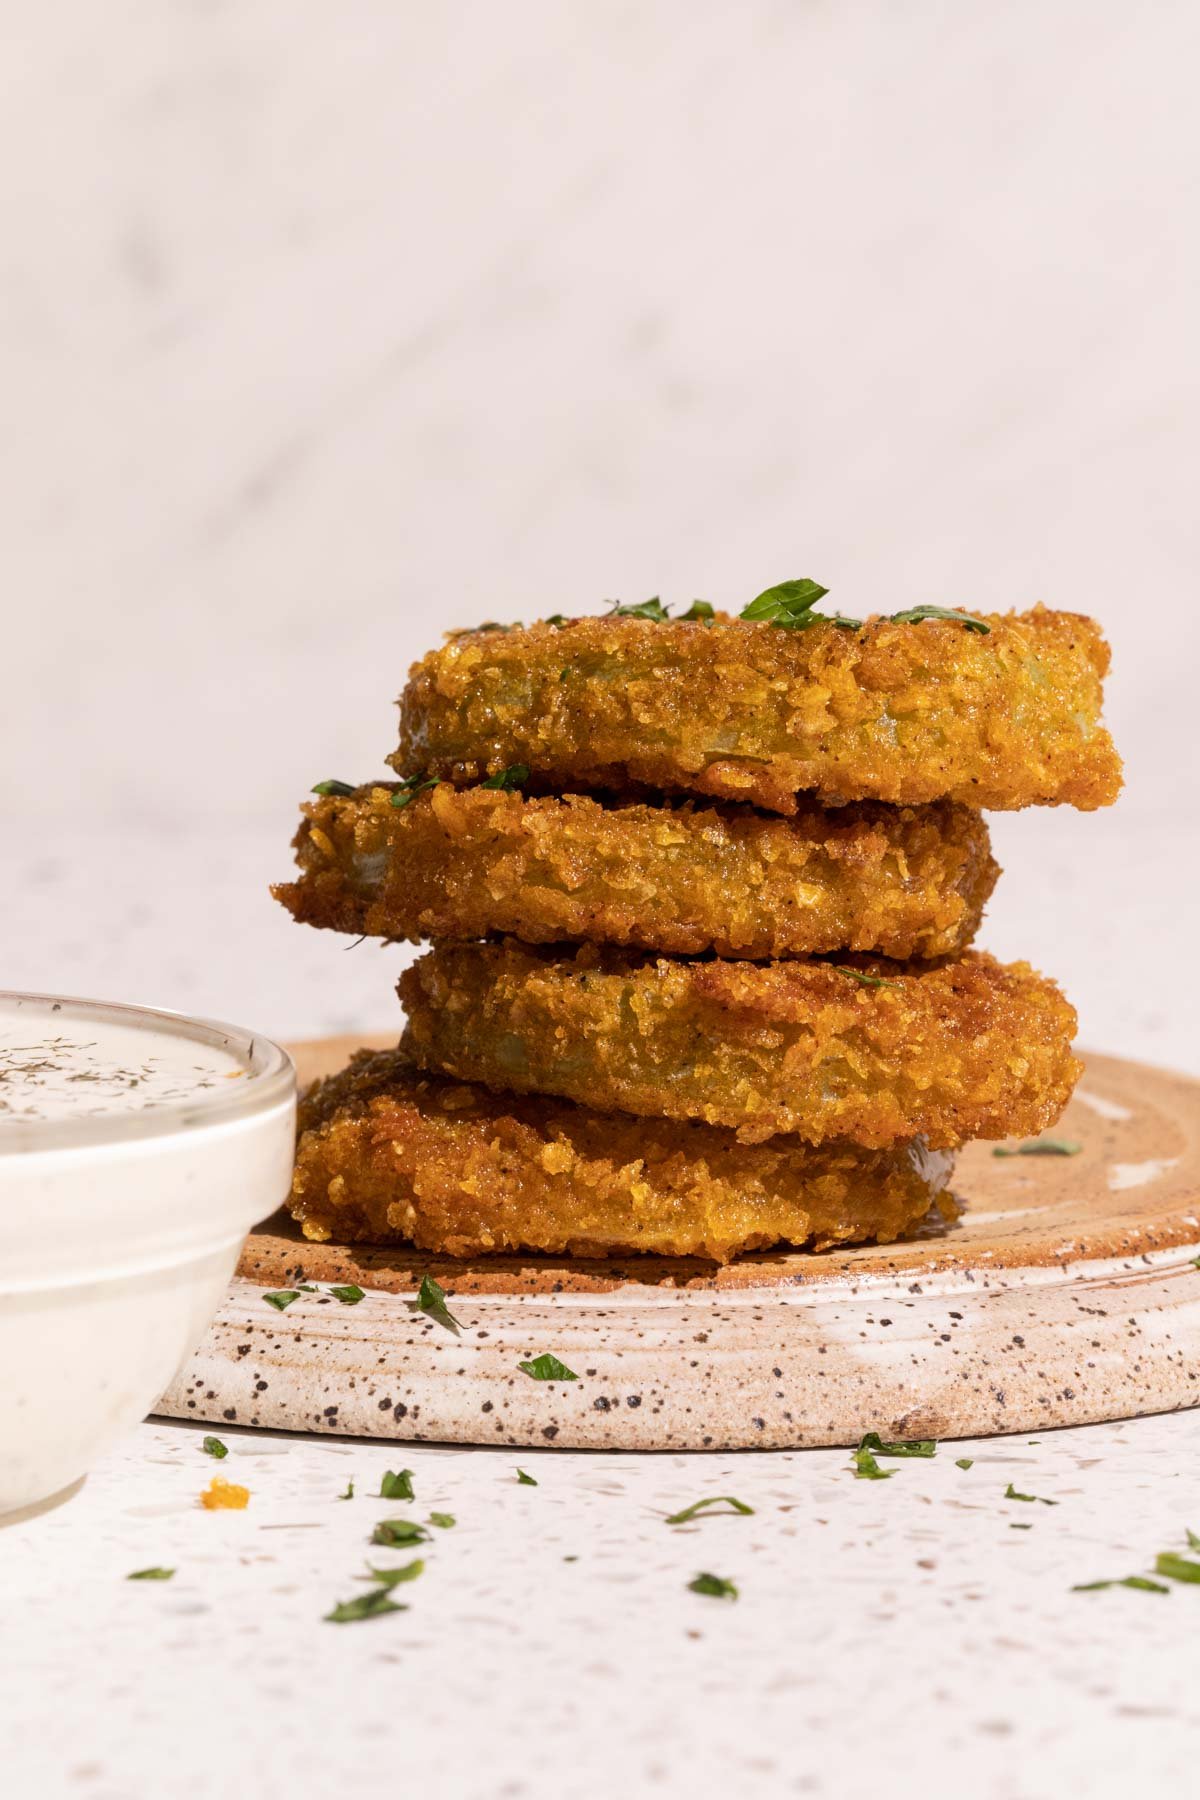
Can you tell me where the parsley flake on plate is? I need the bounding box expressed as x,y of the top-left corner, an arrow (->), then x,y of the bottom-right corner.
201,1435 -> 228,1460
126,1567 -> 175,1581
379,1469 -> 414,1501
665,1496 -> 755,1525
955,1458 -> 974,1471
329,1284 -> 365,1305
428,1512 -> 456,1530
993,1139 -> 1082,1158
688,1572 -> 739,1600
410,1273 -> 461,1335
517,1353 -> 578,1381
850,1445 -> 892,1481
262,1290 -> 301,1312
516,1468 -> 538,1486
338,1480 -> 355,1501
325,1589 -> 406,1624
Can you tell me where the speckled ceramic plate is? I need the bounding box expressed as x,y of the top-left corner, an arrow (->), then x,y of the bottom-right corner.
156,1038 -> 1200,1449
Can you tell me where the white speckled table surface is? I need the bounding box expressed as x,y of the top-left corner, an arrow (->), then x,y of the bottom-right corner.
7,1413 -> 1200,1800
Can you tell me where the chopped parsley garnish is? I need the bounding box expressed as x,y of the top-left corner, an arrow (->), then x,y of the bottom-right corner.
517,1353 -> 578,1381
372,1519 -> 431,1547
833,967 -> 900,990
263,1289 -> 301,1311
1188,1529 -> 1200,1550
858,1432 -> 936,1459
516,1468 -> 538,1486
955,1458 -> 974,1471
311,779 -> 357,798
480,764 -> 530,791
851,1445 -> 892,1481
1155,1552 -> 1200,1585
325,1589 -> 406,1623
330,1283 -> 365,1305
428,1512 -> 456,1530
688,1572 -> 739,1600
665,1496 -> 755,1525
410,1273 -> 461,1335
338,1480 -> 355,1500
544,614 -> 569,627
1073,1576 -> 1169,1594
127,1567 -> 175,1581
740,578 -> 839,630
365,1559 -> 425,1588
379,1469 -> 415,1501
993,1139 -> 1082,1158
1005,1483 -> 1057,1506
201,1435 -> 228,1460
887,605 -> 990,633
391,773 -> 440,810
607,596 -> 672,622
680,599 -> 715,624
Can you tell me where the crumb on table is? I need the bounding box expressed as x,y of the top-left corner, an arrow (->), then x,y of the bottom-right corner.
200,1475 -> 250,1510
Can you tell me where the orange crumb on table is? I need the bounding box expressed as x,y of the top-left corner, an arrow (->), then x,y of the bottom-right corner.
200,1475 -> 250,1510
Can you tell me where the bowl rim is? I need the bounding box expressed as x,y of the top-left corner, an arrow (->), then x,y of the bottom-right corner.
0,990 -> 295,1154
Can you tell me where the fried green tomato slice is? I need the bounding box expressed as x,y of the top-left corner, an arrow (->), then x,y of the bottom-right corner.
393,606 -> 1121,814
273,783 -> 998,961
398,942 -> 1080,1148
290,1047 -> 956,1262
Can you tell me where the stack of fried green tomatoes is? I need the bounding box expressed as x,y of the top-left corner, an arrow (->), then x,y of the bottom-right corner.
274,581 -> 1121,1265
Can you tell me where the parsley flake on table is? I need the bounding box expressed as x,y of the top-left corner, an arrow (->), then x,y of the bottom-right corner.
379,1469 -> 414,1501
311,779 -> 357,797
517,1353 -> 578,1381
1005,1482 -> 1058,1505
410,1273 -> 461,1335
262,1289 -> 302,1311
688,1572 -> 739,1600
428,1512 -> 456,1530
329,1284 -> 365,1305
372,1519 -> 430,1547
1073,1576 -> 1170,1594
858,1432 -> 936,1459
516,1468 -> 538,1486
955,1458 -> 974,1471
1188,1529 -> 1200,1550
365,1559 -> 425,1588
993,1138 -> 1082,1158
850,1445 -> 893,1481
338,1480 -> 355,1500
325,1589 -> 406,1624
201,1435 -> 228,1460
665,1496 -> 755,1525
1155,1552 -> 1200,1585
126,1567 -> 175,1581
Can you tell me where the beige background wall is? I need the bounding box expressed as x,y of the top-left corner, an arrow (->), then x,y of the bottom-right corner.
5,1 -> 1197,1057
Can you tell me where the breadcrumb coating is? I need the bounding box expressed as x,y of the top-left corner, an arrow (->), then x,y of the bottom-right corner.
393,607 -> 1121,814
274,784 -> 997,961
290,1047 -> 956,1262
399,941 -> 1080,1148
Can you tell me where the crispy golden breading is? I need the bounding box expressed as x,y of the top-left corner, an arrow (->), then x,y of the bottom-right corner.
399,941 -> 1080,1148
393,607 -> 1121,814
273,784 -> 998,961
291,1047 -> 956,1261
